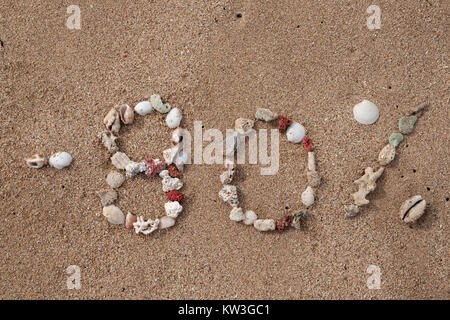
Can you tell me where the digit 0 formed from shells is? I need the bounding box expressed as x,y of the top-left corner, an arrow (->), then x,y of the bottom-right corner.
49,152 -> 72,169
254,219 -> 276,232
116,104 -> 134,125
102,205 -> 125,225
301,186 -> 315,207
229,207 -> 245,222
255,108 -> 278,122
353,100 -> 379,125
166,107 -> 182,128
104,108 -> 121,134
98,131 -> 118,153
106,171 -> 125,189
97,189 -> 118,207
219,184 -> 239,207
378,144 -> 396,166
399,195 -> 426,223
134,101 -> 153,116
151,94 -> 171,113
110,152 -> 131,170
352,167 -> 384,206
25,154 -> 47,169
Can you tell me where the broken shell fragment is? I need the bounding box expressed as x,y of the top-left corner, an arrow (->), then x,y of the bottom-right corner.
378,144 -> 396,166
151,94 -> 171,113
398,115 -> 417,135
25,154 -> 47,169
104,108 -> 121,134
220,166 -> 235,184
399,195 -> 426,223
98,131 -> 118,153
219,184 -> 239,207
49,152 -> 72,169
229,207 -> 245,222
125,212 -> 137,229
301,186 -> 315,207
164,201 -> 183,218
163,145 -> 182,166
243,210 -> 258,225
133,216 -> 159,235
166,107 -> 182,128
286,122 -> 306,143
106,171 -> 125,188
344,204 -> 360,218
116,104 -> 134,125
102,205 -> 125,225
389,132 -> 404,147
291,210 -> 307,229
134,101 -> 153,116
353,100 -> 379,125
159,216 -> 176,229
255,108 -> 278,122
97,189 -> 118,207
352,166 -> 385,206
253,219 -> 276,232
110,152 -> 131,170
234,118 -> 255,133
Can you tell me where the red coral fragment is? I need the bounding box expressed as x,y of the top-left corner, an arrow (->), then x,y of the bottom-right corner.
275,215 -> 293,232
302,136 -> 313,152
278,116 -> 292,132
143,158 -> 165,177
167,190 -> 184,203
168,164 -> 182,178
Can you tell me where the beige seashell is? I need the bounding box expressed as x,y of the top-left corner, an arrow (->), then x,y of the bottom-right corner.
104,108 -> 121,134
219,184 -> 239,207
25,154 -> 47,169
399,195 -> 426,223
255,108 -> 278,122
243,210 -> 258,225
125,212 -> 137,229
98,131 -> 118,153
344,204 -> 360,218
159,216 -> 176,229
229,207 -> 245,222
235,118 -> 255,133
301,186 -> 315,207
378,144 -> 396,166
102,205 -> 125,225
110,152 -> 131,170
106,171 -> 125,189
352,166 -> 385,206
97,189 -> 118,207
116,104 -> 134,125
253,219 -> 276,232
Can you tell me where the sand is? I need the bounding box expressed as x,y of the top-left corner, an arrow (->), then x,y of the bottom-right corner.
0,1 -> 448,299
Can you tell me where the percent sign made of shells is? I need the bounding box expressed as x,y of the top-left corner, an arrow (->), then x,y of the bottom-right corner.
98,94 -> 189,235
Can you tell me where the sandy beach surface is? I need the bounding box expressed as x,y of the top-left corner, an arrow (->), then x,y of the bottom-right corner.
0,1 -> 448,299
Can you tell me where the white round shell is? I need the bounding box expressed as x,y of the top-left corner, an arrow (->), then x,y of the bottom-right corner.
301,186 -> 315,207
165,107 -> 182,128
353,100 -> 379,125
49,152 -> 72,169
286,122 -> 306,143
134,101 -> 153,116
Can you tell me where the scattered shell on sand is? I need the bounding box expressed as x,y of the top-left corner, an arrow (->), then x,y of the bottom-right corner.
106,171 -> 125,189
111,152 -> 131,170
398,115 -> 417,135
133,216 -> 159,235
255,108 -> 278,122
99,131 -> 118,153
151,94 -> 171,113
164,201 -> 183,218
301,186 -> 315,207
97,189 -> 118,207
166,107 -> 182,128
102,205 -> 125,225
353,100 -> 379,125
235,118 -> 255,133
291,210 -> 307,229
344,204 -> 360,218
125,212 -> 137,229
160,170 -> 183,192
116,104 -> 134,125
253,219 -> 276,232
286,122 -> 306,143
352,166 -> 385,206
389,132 -> 404,147
159,216 -> 176,229
125,161 -> 147,177
25,154 -> 47,169
104,108 -> 121,134
243,210 -> 258,225
399,195 -> 426,223
49,152 -> 72,169
378,144 -> 396,166
134,101 -> 153,116
229,207 -> 245,222
219,184 -> 239,207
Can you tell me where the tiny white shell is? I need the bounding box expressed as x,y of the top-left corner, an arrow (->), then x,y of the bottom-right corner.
353,100 -> 379,125
164,201 -> 183,218
134,101 -> 153,116
106,171 -> 125,189
49,152 -> 72,169
166,107 -> 182,128
25,154 -> 47,169
159,216 -> 176,229
102,205 -> 125,225
243,210 -> 258,225
286,122 -> 306,143
253,219 -> 276,232
229,207 -> 245,222
301,186 -> 315,207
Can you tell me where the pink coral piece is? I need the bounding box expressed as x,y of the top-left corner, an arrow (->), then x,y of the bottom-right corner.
143,158 -> 166,177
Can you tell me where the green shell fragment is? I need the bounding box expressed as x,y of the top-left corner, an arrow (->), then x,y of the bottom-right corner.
389,132 -> 404,147
398,115 -> 417,135
150,94 -> 171,114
